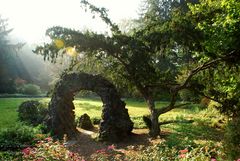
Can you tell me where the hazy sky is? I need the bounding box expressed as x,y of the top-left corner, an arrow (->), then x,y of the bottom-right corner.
0,0 -> 142,43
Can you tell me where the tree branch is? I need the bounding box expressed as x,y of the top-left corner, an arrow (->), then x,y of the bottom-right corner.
189,88 -> 223,104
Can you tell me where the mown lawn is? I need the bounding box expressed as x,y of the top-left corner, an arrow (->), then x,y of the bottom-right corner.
0,97 -> 186,129
0,97 -> 223,138
0,97 -> 152,129
0,98 -> 32,129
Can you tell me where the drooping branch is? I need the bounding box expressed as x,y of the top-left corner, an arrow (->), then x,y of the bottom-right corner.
80,0 -> 121,34
150,50 -> 239,116
189,87 -> 223,104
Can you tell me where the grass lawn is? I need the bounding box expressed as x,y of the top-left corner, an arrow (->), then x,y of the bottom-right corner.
0,98 -> 32,129
0,97 -> 189,129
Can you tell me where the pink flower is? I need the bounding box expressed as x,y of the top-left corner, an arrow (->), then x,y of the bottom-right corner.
179,149 -> 188,154
179,154 -> 186,158
237,159 -> 240,161
22,147 -> 31,155
68,152 -> 75,158
107,145 -> 115,150
45,137 -> 53,142
96,149 -> 106,153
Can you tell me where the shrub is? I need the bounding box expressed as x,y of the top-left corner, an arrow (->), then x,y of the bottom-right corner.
133,142 -> 226,161
21,137 -> 83,160
0,151 -> 23,160
19,84 -> 41,95
199,97 -> 211,109
179,89 -> 199,102
130,116 -> 147,129
91,117 -> 101,125
17,100 -> 48,126
224,117 -> 240,160
0,124 -> 41,151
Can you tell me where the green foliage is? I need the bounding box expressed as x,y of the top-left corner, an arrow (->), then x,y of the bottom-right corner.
131,116 -> 148,129
0,123 -> 41,151
199,97 -> 211,109
224,118 -> 240,160
0,151 -> 23,160
91,116 -> 101,125
187,0 -> 240,119
135,141 -> 225,161
17,100 -> 48,126
19,84 -> 41,95
179,89 -> 199,102
189,0 -> 240,56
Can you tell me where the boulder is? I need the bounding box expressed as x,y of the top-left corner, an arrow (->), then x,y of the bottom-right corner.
77,113 -> 94,130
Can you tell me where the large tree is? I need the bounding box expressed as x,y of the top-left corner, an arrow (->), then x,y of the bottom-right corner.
34,0 -> 239,137
34,0 -> 193,137
0,16 -> 27,93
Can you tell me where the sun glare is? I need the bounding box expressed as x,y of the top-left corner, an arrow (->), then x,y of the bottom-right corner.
0,0 -> 141,44
66,47 -> 77,57
54,39 -> 65,49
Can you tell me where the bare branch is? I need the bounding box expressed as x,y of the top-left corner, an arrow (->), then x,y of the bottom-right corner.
189,88 -> 223,104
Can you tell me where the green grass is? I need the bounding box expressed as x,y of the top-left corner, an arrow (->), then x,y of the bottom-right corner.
0,98 -> 30,129
0,97 -> 205,128
0,97 -> 225,135
0,98 -> 49,129
74,97 -> 153,118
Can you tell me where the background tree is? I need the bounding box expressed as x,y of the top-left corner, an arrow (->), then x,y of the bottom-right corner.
0,15 -> 28,93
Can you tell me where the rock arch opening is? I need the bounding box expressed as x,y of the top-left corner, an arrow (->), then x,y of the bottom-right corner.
48,72 -> 133,142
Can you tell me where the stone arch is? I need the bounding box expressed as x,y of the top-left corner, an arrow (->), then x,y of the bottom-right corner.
48,72 -> 133,142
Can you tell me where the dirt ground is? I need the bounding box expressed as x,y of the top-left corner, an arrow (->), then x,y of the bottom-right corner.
66,127 -> 166,160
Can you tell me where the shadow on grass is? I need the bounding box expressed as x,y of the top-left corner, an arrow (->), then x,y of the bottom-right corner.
75,102 -> 102,111
163,120 -> 224,149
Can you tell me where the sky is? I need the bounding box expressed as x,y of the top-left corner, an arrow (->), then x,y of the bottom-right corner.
0,0 -> 142,43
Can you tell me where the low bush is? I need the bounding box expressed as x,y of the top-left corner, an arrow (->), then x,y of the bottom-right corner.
0,151 -> 22,160
0,124 -> 42,151
17,100 -> 48,126
91,117 -> 101,125
199,97 -> 211,109
19,84 -> 41,95
224,117 -> 240,160
21,137 -> 83,160
131,116 -> 147,129
179,89 -> 199,102
134,141 -> 226,161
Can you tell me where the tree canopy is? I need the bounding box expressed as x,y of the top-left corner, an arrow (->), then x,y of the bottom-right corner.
34,0 -> 240,136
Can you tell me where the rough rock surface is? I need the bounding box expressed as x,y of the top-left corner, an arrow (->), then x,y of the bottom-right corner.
48,72 -> 133,142
76,113 -> 94,130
